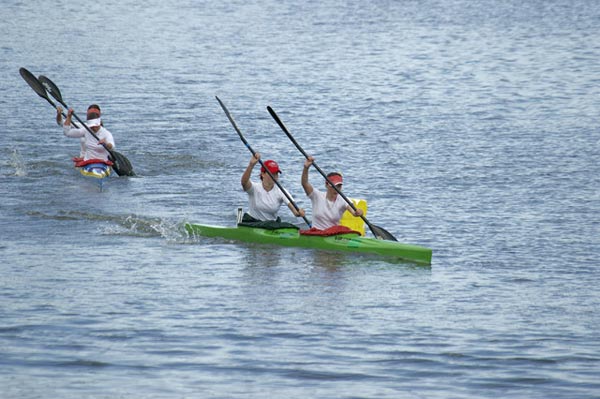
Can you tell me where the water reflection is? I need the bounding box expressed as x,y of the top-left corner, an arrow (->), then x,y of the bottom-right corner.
239,244 -> 431,271
242,245 -> 282,268
311,251 -> 353,270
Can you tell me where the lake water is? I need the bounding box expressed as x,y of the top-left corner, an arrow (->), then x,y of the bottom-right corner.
1,0 -> 599,398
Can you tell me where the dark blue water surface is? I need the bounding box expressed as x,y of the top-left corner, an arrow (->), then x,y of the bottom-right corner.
1,0 -> 599,398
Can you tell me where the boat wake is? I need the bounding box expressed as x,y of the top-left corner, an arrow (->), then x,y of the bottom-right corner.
101,214 -> 184,241
26,210 -> 189,242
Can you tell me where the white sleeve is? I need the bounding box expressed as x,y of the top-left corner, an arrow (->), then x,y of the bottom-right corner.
245,180 -> 255,194
64,126 -> 85,138
102,129 -> 116,149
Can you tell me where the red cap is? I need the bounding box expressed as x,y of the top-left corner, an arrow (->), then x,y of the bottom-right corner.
328,174 -> 343,186
261,160 -> 281,174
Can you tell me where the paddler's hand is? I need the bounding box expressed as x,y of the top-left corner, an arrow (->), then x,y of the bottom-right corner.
64,108 -> 74,126
296,208 -> 306,218
99,139 -> 113,150
354,208 -> 364,217
56,106 -> 63,126
304,156 -> 314,169
250,153 -> 260,166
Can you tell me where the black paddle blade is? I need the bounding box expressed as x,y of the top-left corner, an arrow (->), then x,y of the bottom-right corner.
109,151 -> 135,177
370,224 -> 398,241
19,67 -> 52,103
38,75 -> 64,103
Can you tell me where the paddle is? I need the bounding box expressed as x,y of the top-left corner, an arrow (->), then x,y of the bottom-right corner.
20,67 -> 134,176
267,105 -> 398,241
37,75 -> 77,125
215,96 -> 311,227
37,74 -> 135,177
19,68 -> 76,130
19,67 -> 59,109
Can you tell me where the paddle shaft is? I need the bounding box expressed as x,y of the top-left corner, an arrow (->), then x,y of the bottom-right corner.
44,100 -> 80,129
267,106 -> 398,241
43,100 -> 87,132
216,97 -> 311,227
37,75 -> 74,127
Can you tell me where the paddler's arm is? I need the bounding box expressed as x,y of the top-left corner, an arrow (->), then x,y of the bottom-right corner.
56,106 -> 63,126
287,202 -> 305,218
241,153 -> 260,191
301,156 -> 314,196
345,205 -> 363,217
98,130 -> 115,151
64,108 -> 73,127
98,138 -> 114,150
63,108 -> 84,138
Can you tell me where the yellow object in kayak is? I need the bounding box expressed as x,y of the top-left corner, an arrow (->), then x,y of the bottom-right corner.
340,198 -> 367,236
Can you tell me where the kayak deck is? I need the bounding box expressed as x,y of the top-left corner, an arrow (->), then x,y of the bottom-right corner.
185,223 -> 432,265
78,162 -> 111,179
75,161 -> 111,192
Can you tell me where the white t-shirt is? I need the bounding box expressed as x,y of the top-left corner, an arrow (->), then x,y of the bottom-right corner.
64,125 -> 115,161
246,181 -> 291,221
78,137 -> 86,158
308,189 -> 347,230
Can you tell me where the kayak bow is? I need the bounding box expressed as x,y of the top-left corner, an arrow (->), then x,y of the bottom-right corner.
73,158 -> 112,191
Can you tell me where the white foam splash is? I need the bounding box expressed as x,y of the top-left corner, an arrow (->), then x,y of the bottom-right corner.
98,213 -> 188,243
10,149 -> 28,177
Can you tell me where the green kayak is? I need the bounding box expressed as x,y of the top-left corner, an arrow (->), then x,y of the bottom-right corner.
184,223 -> 432,265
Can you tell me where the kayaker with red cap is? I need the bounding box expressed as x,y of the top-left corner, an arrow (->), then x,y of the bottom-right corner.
241,153 -> 306,222
61,104 -> 115,162
301,156 -> 363,230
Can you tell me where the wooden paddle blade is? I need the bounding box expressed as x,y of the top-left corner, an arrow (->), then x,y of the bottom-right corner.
19,67 -> 52,102
370,224 -> 398,241
38,75 -> 64,103
109,151 -> 135,176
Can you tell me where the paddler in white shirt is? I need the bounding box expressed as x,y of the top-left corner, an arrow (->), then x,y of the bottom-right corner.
241,153 -> 306,222
61,104 -> 115,162
301,156 -> 363,230
57,105 -> 102,161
